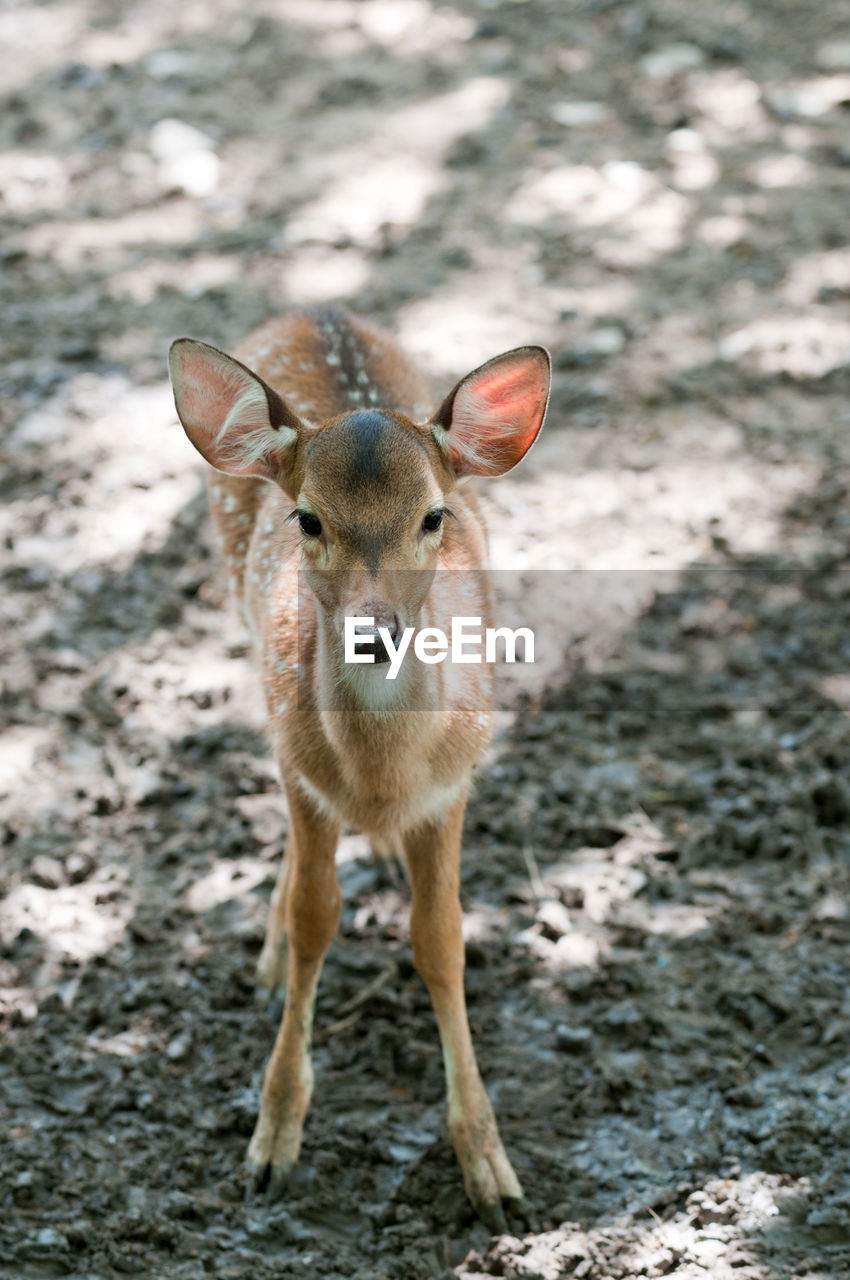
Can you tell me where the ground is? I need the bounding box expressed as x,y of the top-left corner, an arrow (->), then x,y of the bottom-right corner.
2,0 -> 850,1277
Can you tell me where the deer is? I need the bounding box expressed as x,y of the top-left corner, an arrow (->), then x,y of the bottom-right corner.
168,303 -> 550,1231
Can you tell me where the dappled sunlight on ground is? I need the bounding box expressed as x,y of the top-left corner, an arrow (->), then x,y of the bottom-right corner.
6,376 -> 197,570
282,76 -> 509,248
488,406 -> 820,573
183,857 -> 272,914
507,160 -> 691,266
0,879 -> 133,963
717,311 -> 850,378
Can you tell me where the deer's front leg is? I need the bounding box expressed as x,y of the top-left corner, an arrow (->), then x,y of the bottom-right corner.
255,845 -> 291,1004
404,795 -> 524,1231
247,782 -> 341,1197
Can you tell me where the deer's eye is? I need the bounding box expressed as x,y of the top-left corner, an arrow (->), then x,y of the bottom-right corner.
422,510 -> 443,534
298,511 -> 322,538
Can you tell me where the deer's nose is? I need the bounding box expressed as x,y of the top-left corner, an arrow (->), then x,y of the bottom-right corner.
349,610 -> 401,665
371,617 -> 400,665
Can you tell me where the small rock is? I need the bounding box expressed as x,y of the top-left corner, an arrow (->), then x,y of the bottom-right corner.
34,1227 -> 69,1251
149,118 -> 220,197
816,40 -> 850,70
144,50 -> 199,80
549,101 -> 612,127
724,1083 -> 766,1107
639,43 -> 704,79
149,118 -> 215,161
602,999 -> 644,1031
165,1031 -> 192,1061
161,150 -> 220,198
689,1237 -> 728,1268
30,855 -> 65,889
66,850 -> 96,884
767,84 -> 837,119
813,892 -> 847,922
537,899 -> 572,939
164,1190 -> 201,1220
585,756 -> 637,788
127,764 -> 165,806
557,328 -> 625,368
584,326 -> 626,358
555,1023 -> 592,1053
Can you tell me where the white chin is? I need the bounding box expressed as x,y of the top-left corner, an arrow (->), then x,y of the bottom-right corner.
340,660 -> 409,711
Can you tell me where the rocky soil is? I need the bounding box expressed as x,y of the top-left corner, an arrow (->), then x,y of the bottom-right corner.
2,0 -> 850,1277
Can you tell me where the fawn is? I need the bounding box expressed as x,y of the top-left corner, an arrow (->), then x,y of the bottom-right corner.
168,304 -> 550,1229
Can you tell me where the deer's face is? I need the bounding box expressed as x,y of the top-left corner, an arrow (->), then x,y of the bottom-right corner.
168,331 -> 550,668
293,410 -> 450,647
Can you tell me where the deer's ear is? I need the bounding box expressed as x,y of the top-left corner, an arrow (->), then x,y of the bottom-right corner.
430,346 -> 551,478
168,339 -> 303,482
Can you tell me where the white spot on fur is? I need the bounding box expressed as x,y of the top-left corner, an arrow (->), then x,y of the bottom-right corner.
410,778 -> 467,824
294,773 -> 339,821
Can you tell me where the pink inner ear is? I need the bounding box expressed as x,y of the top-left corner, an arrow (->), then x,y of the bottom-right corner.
170,339 -> 294,481
174,346 -> 250,432
475,359 -> 542,409
446,349 -> 550,477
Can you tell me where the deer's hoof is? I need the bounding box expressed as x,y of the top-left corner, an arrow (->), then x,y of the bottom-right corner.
245,1105 -> 308,1202
475,1192 -> 537,1236
246,1153 -> 294,1201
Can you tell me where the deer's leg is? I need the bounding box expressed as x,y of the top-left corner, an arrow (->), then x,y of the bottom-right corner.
247,782 -> 341,1197
255,845 -> 291,1003
404,796 -> 524,1230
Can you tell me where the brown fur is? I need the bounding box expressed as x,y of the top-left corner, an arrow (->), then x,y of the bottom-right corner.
170,304 -> 549,1227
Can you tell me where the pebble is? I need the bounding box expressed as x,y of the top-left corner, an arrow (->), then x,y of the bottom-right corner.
149,118 -> 215,161
66,850 -> 96,884
555,1023 -> 592,1053
639,43 -> 704,79
126,764 -> 164,806
30,854 -> 65,888
689,1237 -> 728,1268
537,898 -> 572,939
148,119 -> 220,197
549,101 -> 612,127
816,40 -> 850,69
165,1032 -> 192,1061
19,1227 -> 71,1258
144,50 -> 200,80
557,327 -> 626,367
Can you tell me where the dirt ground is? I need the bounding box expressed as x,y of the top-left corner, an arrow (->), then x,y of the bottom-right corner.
2,0 -> 850,1277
